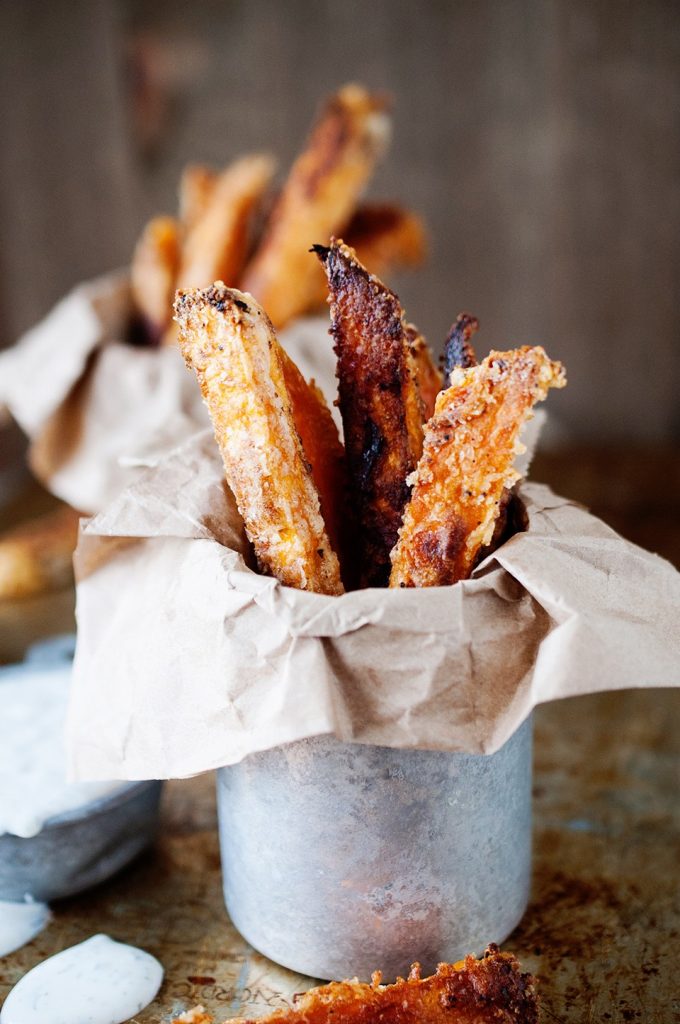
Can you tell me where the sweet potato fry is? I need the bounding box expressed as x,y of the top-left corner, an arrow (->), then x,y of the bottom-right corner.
390,346 -> 566,588
176,154 -> 275,292
442,313 -> 479,379
214,946 -> 538,1024
179,163 -> 217,230
405,323 -> 442,421
0,505 -> 80,600
130,215 -> 181,344
346,202 -> 426,273
241,84 -> 391,329
307,203 -> 427,314
314,240 -> 423,587
174,284 -> 343,595
277,344 -> 350,584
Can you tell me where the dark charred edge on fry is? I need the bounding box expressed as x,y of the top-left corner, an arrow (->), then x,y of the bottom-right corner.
442,313 -> 480,380
314,239 -> 421,588
174,283 -> 253,320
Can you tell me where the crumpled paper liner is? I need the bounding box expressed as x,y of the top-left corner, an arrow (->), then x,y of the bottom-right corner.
68,429 -> 680,781
0,272 -> 337,513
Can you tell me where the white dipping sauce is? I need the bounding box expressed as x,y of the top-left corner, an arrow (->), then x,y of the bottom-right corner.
0,899 -> 50,957
0,663 -> 124,838
0,934 -> 163,1024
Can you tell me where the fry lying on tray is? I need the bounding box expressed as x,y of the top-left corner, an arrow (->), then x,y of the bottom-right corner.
172,945 -> 538,1024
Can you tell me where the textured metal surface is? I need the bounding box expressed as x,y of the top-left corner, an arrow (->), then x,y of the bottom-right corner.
1,689 -> 678,1021
0,781 -> 163,902
217,722 -> 532,981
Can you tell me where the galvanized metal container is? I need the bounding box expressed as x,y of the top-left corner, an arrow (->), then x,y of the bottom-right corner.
217,716 -> 532,980
0,780 -> 163,902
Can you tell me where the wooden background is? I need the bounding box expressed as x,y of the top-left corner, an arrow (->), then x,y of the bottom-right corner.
0,0 -> 678,444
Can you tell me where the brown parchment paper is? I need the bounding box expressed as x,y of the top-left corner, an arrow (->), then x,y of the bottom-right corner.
67,429 -> 680,782
0,272 -> 337,512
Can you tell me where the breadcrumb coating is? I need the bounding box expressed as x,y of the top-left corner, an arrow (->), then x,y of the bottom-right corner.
175,284 -> 343,595
390,346 -> 566,588
192,946 -> 538,1023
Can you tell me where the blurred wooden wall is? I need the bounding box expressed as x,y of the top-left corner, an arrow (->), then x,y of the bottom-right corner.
0,0 -> 678,444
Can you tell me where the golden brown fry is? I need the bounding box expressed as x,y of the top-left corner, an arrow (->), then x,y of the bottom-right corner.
0,505 -> 80,600
130,215 -> 181,344
176,154 -> 276,292
174,283 -> 343,595
277,345 -> 350,585
218,946 -> 538,1024
390,346 -> 565,588
241,84 -> 391,329
314,240 -> 423,587
179,164 -> 218,231
405,323 -> 442,422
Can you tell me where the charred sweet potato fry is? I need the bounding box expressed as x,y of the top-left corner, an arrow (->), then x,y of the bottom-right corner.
390,346 -> 566,588
442,313 -> 479,379
405,323 -> 442,421
130,215 -> 181,344
179,163 -> 218,231
277,344 -> 350,584
174,284 -> 343,595
213,945 -> 538,1024
176,154 -> 275,293
315,240 -> 423,587
241,84 -> 391,329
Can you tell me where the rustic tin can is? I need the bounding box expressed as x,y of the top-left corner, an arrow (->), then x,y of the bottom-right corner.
217,716 -> 532,980
0,780 -> 163,902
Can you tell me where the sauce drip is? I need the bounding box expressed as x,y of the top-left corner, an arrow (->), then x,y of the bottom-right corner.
0,899 -> 50,957
0,934 -> 163,1024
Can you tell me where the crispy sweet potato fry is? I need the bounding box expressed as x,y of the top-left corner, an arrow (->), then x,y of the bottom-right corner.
0,505 -> 80,600
130,215 -> 181,344
405,323 -> 442,421
345,202 -> 427,274
176,154 -> 276,292
212,946 -> 538,1024
306,203 -> 427,314
314,240 -> 423,587
390,346 -> 566,588
179,163 -> 218,231
277,345 -> 350,584
241,84 -> 391,329
442,313 -> 479,378
174,284 -> 343,595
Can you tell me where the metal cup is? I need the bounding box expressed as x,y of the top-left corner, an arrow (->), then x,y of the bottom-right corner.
217,716 -> 532,980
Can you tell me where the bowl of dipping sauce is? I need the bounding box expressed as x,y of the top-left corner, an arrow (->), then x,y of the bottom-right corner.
0,635 -> 162,902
